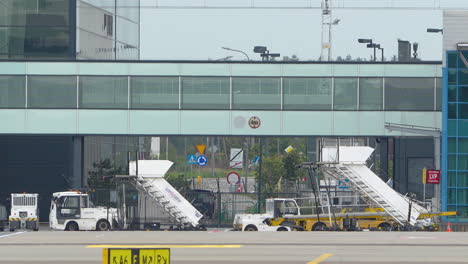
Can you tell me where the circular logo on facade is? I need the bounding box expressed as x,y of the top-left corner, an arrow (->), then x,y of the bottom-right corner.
248,116 -> 261,129
233,116 -> 246,128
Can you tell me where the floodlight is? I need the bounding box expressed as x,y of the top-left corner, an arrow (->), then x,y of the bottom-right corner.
253,46 -> 267,53
358,39 -> 372,44
427,28 -> 443,33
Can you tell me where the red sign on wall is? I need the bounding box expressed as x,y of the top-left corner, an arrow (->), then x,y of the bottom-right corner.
426,170 -> 441,184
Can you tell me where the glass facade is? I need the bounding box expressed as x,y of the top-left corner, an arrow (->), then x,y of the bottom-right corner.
0,0 -> 75,59
443,51 -> 468,222
0,75 -> 442,111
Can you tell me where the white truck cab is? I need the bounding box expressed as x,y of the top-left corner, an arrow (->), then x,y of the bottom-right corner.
49,191 -> 117,231
9,193 -> 39,231
233,198 -> 300,231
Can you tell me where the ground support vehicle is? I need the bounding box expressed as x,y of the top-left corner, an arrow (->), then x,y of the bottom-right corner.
0,204 -> 6,231
9,193 -> 39,231
234,198 -> 458,232
49,191 -> 117,231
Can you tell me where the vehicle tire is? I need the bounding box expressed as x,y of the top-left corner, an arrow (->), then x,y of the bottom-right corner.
312,222 -> 327,231
96,220 -> 110,231
244,225 -> 258,231
378,222 -> 392,231
9,228 -> 14,232
277,227 -> 288,231
66,221 -> 79,231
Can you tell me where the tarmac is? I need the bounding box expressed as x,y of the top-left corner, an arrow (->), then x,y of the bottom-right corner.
0,229 -> 467,264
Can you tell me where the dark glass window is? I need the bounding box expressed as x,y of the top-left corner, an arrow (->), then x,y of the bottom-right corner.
334,78 -> 358,110
232,78 -> 281,110
131,77 -> 179,109
0,75 -> 25,108
359,78 -> 383,110
385,78 -> 434,110
283,78 -> 332,110
0,0 -> 72,59
448,52 -> 457,68
79,76 -> 128,109
460,104 -> 468,119
449,86 -> 457,102
28,76 -> 76,108
182,77 -> 230,109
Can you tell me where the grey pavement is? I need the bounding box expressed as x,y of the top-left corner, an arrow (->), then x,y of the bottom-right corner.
0,230 -> 467,264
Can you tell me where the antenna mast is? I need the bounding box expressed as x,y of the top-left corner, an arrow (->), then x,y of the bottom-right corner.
320,0 -> 332,61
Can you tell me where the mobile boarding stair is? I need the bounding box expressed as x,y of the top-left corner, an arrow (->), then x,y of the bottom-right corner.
127,160 -> 204,230
320,147 -> 428,227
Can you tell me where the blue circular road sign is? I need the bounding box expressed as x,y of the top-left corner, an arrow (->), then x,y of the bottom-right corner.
196,155 -> 208,167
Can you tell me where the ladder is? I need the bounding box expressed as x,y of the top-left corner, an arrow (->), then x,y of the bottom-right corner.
320,147 -> 423,226
128,160 -> 203,228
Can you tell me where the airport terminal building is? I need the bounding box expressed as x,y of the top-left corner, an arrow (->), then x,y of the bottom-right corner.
2,1 -> 466,223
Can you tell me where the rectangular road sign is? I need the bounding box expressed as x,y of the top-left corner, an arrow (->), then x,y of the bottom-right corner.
230,148 -> 243,169
103,248 -> 170,264
426,170 -> 440,184
187,155 -> 197,164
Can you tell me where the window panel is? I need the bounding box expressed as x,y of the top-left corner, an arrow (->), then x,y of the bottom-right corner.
333,78 -> 357,110
359,78 -> 383,110
0,75 -> 25,108
0,0 -> 70,26
79,76 -> 128,109
458,189 -> 468,205
449,120 -> 457,137
384,78 -> 434,110
182,77 -> 230,109
449,103 -> 457,119
0,26 -> 71,59
283,78 -> 332,110
449,138 -> 457,153
459,104 -> 468,119
458,154 -> 468,170
459,120 -> 468,136
448,86 -> 457,102
448,52 -> 457,68
459,69 -> 468,85
458,172 -> 468,187
131,77 -> 179,109
459,86 -> 468,102
436,78 -> 442,110
448,188 -> 457,204
232,78 -> 281,110
459,138 -> 468,153
28,76 -> 76,108
448,69 -> 457,86
448,154 -> 457,170
448,171 -> 457,188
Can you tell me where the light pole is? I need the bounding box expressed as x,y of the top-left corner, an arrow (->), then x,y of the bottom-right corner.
221,47 -> 250,61
324,19 -> 340,61
358,39 -> 382,61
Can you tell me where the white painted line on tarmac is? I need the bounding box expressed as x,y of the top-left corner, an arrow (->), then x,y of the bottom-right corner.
0,231 -> 27,239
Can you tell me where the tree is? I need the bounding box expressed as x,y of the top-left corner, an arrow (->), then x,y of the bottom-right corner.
166,173 -> 191,193
87,159 -> 124,189
283,150 -> 307,181
257,155 -> 285,196
345,54 -> 352,61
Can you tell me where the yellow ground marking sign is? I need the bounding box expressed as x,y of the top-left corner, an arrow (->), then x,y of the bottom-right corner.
102,248 -> 170,264
91,245 -> 243,249
307,253 -> 334,264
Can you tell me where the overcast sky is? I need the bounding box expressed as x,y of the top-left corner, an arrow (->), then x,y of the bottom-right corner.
137,1 -> 468,61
